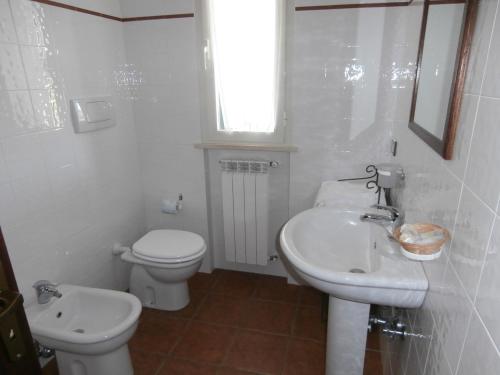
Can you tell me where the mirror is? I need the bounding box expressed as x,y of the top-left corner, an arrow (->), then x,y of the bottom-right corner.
409,0 -> 478,160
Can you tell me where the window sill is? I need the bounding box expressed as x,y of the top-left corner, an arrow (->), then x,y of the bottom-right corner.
194,142 -> 298,152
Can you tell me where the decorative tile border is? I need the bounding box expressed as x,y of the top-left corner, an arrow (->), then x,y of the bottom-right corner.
295,0 -> 465,11
31,0 -> 194,22
295,1 -> 411,11
32,0 -> 465,22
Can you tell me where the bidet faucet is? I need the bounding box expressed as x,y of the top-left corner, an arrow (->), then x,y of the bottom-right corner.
360,204 -> 404,231
33,280 -> 62,304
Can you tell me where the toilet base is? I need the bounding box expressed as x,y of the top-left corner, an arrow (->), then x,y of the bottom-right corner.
130,264 -> 190,311
56,344 -> 132,375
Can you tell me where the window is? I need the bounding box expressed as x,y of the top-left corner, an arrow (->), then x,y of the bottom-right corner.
201,0 -> 286,144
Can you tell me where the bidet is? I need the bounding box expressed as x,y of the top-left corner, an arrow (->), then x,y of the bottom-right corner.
26,284 -> 141,375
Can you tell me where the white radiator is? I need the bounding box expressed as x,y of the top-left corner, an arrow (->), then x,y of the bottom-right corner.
220,160 -> 273,266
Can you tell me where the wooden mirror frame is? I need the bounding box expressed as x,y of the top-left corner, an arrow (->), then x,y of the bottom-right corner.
409,0 -> 478,160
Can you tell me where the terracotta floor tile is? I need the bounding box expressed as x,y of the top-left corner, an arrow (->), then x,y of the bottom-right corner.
283,338 -> 326,375
169,290 -> 206,318
212,270 -> 257,298
173,321 -> 235,364
130,349 -> 166,375
189,271 -> 220,292
293,305 -> 327,342
366,329 -> 381,351
158,358 -> 218,375
239,299 -> 295,335
129,316 -> 188,355
217,367 -> 260,374
41,359 -> 58,375
364,350 -> 383,375
195,294 -> 245,327
224,330 -> 288,374
298,286 -> 323,306
253,274 -> 300,304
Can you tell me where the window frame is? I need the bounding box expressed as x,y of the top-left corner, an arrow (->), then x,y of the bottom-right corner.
197,0 -> 288,145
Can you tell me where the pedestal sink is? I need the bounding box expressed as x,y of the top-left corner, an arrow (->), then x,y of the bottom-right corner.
280,207 -> 428,375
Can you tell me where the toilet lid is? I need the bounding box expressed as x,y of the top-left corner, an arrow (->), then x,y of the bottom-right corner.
132,230 -> 206,262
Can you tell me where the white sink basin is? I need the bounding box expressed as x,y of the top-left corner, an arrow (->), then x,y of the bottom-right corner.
280,207 -> 428,307
280,206 -> 428,375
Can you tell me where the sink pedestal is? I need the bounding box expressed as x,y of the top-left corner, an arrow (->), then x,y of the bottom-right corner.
326,296 -> 370,375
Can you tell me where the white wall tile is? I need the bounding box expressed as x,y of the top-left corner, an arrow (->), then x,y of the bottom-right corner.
30,89 -> 59,130
475,216 -> 500,349
0,42 -> 27,90
481,2 -> 500,98
449,187 -> 495,301
404,340 -> 424,375
123,15 -> 211,271
424,332 -> 453,375
288,7 -> 410,215
411,299 -> 434,367
464,97 -> 500,210
0,182 -> 22,225
20,45 -> 56,90
9,0 -> 48,46
38,128 -> 76,170
434,265 -> 474,372
456,312 -> 500,375
0,90 -> 36,138
464,0 -> 499,95
119,0 -> 195,18
392,1 -> 500,373
0,0 -> 17,44
446,94 -> 478,180
58,0 -> 123,18
0,0 -> 145,305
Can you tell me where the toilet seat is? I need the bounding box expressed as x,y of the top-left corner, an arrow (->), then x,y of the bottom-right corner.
132,230 -> 206,264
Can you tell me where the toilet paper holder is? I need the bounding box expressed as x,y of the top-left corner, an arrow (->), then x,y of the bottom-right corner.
161,194 -> 183,214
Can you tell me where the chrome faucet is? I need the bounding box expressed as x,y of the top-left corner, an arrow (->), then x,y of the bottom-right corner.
33,280 -> 62,304
360,204 -> 404,231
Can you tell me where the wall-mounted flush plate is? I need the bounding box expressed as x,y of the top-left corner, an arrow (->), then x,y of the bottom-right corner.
70,96 -> 115,133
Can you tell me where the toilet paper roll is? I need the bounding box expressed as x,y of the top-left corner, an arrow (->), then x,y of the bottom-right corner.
161,199 -> 181,214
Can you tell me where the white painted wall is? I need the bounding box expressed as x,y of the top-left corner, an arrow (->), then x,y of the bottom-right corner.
0,0 -> 145,304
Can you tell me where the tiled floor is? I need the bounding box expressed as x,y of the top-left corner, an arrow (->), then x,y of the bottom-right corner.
43,270 -> 383,375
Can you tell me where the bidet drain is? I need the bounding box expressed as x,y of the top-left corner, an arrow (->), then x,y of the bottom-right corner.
73,328 -> 85,334
349,268 -> 366,274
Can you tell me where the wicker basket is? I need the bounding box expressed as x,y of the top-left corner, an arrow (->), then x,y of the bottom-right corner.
393,224 -> 450,256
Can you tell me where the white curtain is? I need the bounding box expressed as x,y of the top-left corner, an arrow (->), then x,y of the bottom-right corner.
208,0 -> 284,134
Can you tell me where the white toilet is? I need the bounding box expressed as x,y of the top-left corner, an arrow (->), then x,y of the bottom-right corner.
121,229 -> 206,311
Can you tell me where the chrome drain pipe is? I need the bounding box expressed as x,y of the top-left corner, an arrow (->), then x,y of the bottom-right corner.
368,314 -> 425,340
35,340 -> 55,358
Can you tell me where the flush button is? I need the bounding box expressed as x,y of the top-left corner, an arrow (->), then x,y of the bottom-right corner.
349,268 -> 366,274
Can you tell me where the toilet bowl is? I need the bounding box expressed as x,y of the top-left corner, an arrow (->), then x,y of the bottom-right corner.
121,229 -> 206,311
26,285 -> 141,375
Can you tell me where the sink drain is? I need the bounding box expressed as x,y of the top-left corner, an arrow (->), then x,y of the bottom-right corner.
349,268 -> 366,274
72,328 -> 85,334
